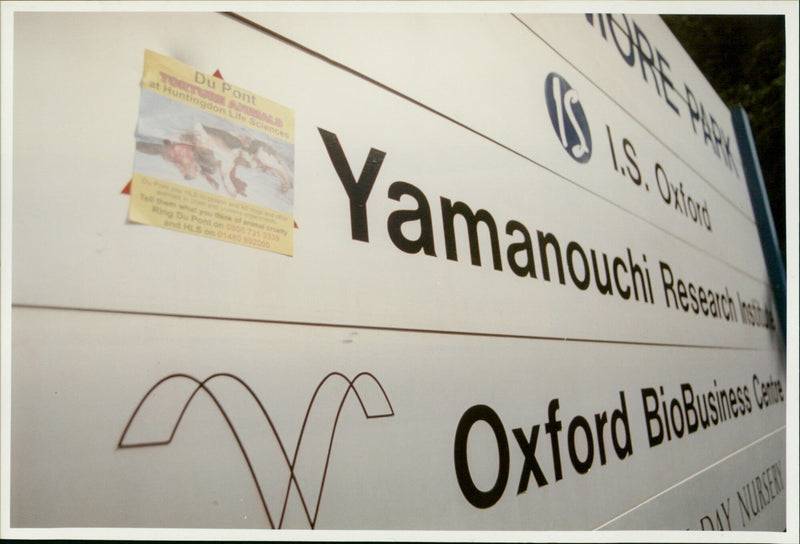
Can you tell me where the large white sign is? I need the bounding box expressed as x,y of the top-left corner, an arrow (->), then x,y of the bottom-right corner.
2,7 -> 791,538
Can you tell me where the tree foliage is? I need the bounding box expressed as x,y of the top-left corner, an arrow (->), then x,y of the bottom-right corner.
662,15 -> 786,266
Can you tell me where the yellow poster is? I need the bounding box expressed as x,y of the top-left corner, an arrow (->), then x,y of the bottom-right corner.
128,50 -> 294,255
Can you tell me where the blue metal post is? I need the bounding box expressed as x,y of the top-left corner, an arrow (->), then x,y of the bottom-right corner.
731,105 -> 786,343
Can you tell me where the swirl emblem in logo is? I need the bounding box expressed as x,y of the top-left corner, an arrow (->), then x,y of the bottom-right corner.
545,72 -> 592,164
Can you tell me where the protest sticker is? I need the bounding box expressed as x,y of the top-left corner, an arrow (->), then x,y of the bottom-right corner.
128,50 -> 294,255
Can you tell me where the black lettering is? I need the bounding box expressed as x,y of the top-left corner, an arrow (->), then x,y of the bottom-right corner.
628,249 -> 648,302
387,181 -> 436,256
641,388 -> 663,447
660,261 -> 677,308
512,426 -> 548,493
737,488 -> 751,526
718,388 -> 731,422
611,391 -> 633,459
656,50 -> 680,115
710,115 -> 722,157
567,242 -> 590,290
505,221 -> 537,278
613,257 -> 631,299
453,405 -> 509,509
591,250 -> 613,295
442,198 -> 502,270
669,398 -> 684,437
736,387 -> 747,415
655,162 -> 671,204
633,22 -> 660,95
594,412 -> 608,465
709,387 -> 719,425
545,399 -> 564,481
607,14 -> 635,65
697,393 -> 710,429
537,231 -> 566,284
585,13 -> 608,39
623,138 -> 641,184
318,128 -> 385,242
685,84 -> 700,133
682,383 -> 698,433
567,416 -> 594,474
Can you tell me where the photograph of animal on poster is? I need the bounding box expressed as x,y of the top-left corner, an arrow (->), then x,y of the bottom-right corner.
133,92 -> 294,215
128,50 -> 295,255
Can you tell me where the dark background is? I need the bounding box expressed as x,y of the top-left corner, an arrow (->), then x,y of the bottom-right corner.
661,15 -> 786,268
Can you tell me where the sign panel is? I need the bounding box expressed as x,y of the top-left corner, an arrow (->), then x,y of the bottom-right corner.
244,12 -> 764,278
8,307 -> 787,530
603,429 -> 786,530
10,13 -> 781,349
3,8 -> 788,537
517,14 -> 754,217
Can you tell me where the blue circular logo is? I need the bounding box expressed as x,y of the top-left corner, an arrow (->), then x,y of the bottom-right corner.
545,72 -> 592,164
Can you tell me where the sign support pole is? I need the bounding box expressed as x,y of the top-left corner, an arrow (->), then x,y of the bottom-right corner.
731,105 -> 786,343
